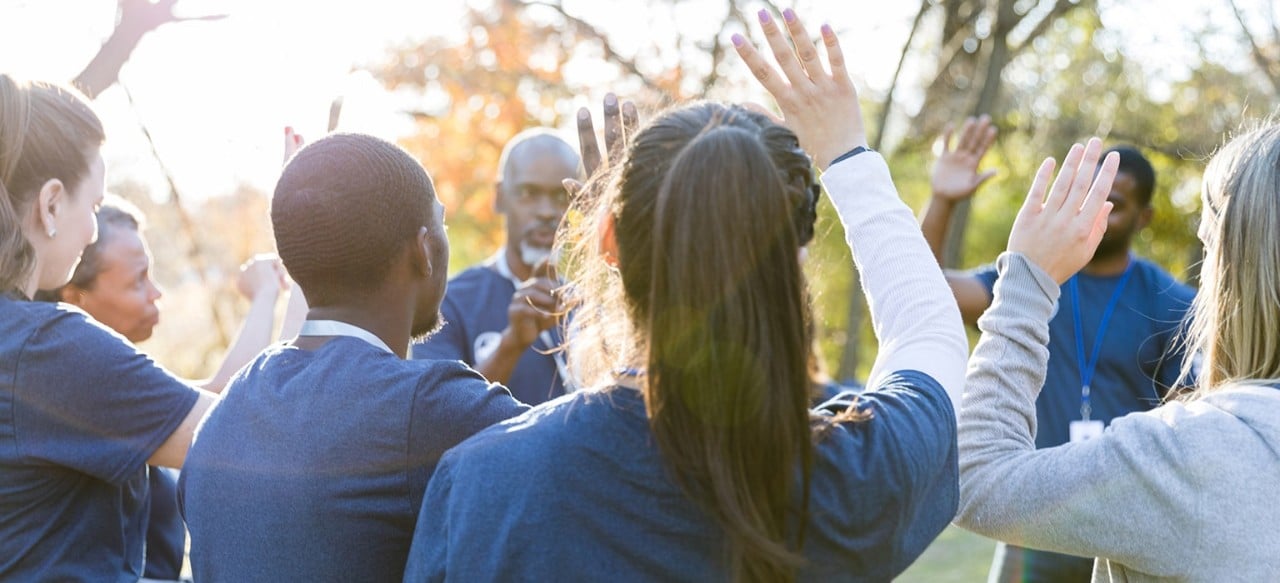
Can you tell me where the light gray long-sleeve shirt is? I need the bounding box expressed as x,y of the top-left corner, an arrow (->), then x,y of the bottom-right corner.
956,252 -> 1280,582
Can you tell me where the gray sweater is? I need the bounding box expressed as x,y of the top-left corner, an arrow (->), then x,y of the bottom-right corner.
956,253 -> 1280,582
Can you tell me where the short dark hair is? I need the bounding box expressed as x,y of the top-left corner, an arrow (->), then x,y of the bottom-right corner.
1106,145 -> 1156,207
271,133 -> 437,305
34,196 -> 144,302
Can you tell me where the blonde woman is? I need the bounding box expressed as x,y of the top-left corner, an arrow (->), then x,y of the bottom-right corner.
957,128 -> 1280,580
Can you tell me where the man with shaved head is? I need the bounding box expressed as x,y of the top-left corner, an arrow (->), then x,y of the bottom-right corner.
413,129 -> 581,404
179,133 -> 527,581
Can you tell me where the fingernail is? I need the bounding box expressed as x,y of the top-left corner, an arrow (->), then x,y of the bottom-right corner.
604,93 -> 617,106
578,108 -> 589,120
758,9 -> 771,23
821,23 -> 833,36
731,33 -> 744,47
783,8 -> 795,23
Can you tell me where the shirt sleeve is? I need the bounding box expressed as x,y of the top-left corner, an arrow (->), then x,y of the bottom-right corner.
403,454 -> 454,583
406,361 -> 529,504
955,253 -> 1201,576
812,370 -> 958,578
820,153 -> 969,407
14,309 -> 200,485
969,263 -> 999,295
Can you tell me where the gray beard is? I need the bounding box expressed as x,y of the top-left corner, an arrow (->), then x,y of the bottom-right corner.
520,242 -> 553,269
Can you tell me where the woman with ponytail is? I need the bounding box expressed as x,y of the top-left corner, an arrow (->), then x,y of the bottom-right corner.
404,11 -> 968,582
0,75 -> 214,579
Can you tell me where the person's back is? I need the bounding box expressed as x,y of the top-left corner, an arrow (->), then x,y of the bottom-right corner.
408,371 -> 957,582
405,13 -> 969,582
179,133 -> 527,581
181,340 -> 518,581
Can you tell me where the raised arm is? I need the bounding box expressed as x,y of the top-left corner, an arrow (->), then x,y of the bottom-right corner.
732,10 -> 967,402
201,255 -> 286,392
919,116 -> 999,326
953,140 -> 1196,569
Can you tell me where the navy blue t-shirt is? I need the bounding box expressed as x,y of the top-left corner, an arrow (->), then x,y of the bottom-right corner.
404,370 -> 957,582
973,256 -> 1194,448
179,337 -> 528,582
412,262 -> 566,404
145,467 -> 186,579
0,293 -> 199,581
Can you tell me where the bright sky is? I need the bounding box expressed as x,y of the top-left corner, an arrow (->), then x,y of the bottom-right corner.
0,0 -> 1266,202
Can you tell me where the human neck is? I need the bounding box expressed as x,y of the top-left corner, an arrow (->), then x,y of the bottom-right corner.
302,299 -> 412,359
1082,248 -> 1133,277
504,244 -> 532,281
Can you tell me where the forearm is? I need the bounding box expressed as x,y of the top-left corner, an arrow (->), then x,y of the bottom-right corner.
203,291 -> 278,393
821,153 -> 967,401
918,196 -> 958,266
473,332 -> 528,385
278,285 -> 308,341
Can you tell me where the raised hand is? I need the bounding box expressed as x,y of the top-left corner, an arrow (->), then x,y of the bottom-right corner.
236,254 -> 287,301
576,93 -> 639,181
1008,138 -> 1118,283
732,9 -> 866,169
932,115 -> 998,201
283,126 -> 305,166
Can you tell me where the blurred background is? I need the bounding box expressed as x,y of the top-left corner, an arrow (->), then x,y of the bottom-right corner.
5,0 -> 1278,577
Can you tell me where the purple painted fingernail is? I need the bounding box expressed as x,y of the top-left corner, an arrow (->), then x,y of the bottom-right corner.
821,23 -> 833,36
731,33 -> 745,47
783,8 -> 796,23
758,9 -> 771,23
578,108 -> 589,120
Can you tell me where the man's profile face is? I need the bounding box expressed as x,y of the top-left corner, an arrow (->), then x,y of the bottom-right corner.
497,143 -> 579,268
411,199 -> 450,341
1093,170 -> 1150,258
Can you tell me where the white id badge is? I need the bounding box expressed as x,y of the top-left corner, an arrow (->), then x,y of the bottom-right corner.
1069,420 -> 1105,443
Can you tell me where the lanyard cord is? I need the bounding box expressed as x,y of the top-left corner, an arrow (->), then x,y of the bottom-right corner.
1068,261 -> 1135,421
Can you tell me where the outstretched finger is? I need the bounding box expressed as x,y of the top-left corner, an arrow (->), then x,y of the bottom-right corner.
1080,151 -> 1119,218
819,24 -> 850,84
577,107 -> 603,178
956,117 -> 978,152
781,9 -> 824,80
938,123 -> 956,154
603,93 -> 625,167
732,33 -> 792,103
1022,157 -> 1056,213
1064,138 -> 1105,211
621,100 -> 639,142
1045,143 -> 1084,211
757,9 -> 812,89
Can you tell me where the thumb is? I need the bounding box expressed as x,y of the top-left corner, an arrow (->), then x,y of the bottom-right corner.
974,169 -> 998,188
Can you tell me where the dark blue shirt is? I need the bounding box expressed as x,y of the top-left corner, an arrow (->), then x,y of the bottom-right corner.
973,256 -> 1194,448
179,337 -> 528,582
0,293 -> 199,581
412,262 -> 566,404
145,467 -> 186,580
404,370 -> 957,582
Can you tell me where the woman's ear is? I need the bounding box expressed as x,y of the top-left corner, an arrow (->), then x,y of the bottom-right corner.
598,212 -> 619,268
36,178 -> 65,238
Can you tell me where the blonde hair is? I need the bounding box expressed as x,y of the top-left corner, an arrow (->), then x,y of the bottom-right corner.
1181,123 -> 1280,393
0,75 -> 104,292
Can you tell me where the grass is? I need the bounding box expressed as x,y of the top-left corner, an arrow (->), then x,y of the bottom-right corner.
897,526 -> 998,582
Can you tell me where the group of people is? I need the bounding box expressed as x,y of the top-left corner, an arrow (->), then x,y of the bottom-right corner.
1,8 -> 1277,583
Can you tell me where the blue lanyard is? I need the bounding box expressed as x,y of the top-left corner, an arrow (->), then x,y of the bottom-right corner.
1068,261 -> 1134,421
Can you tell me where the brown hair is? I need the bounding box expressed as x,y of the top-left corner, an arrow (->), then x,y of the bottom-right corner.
562,102 -> 824,580
0,75 -> 105,292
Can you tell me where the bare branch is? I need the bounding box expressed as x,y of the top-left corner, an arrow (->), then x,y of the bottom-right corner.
1229,0 -> 1280,95
871,0 -> 932,151
524,0 -> 668,95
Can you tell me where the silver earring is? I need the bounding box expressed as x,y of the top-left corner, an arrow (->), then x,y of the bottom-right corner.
47,228 -> 56,238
